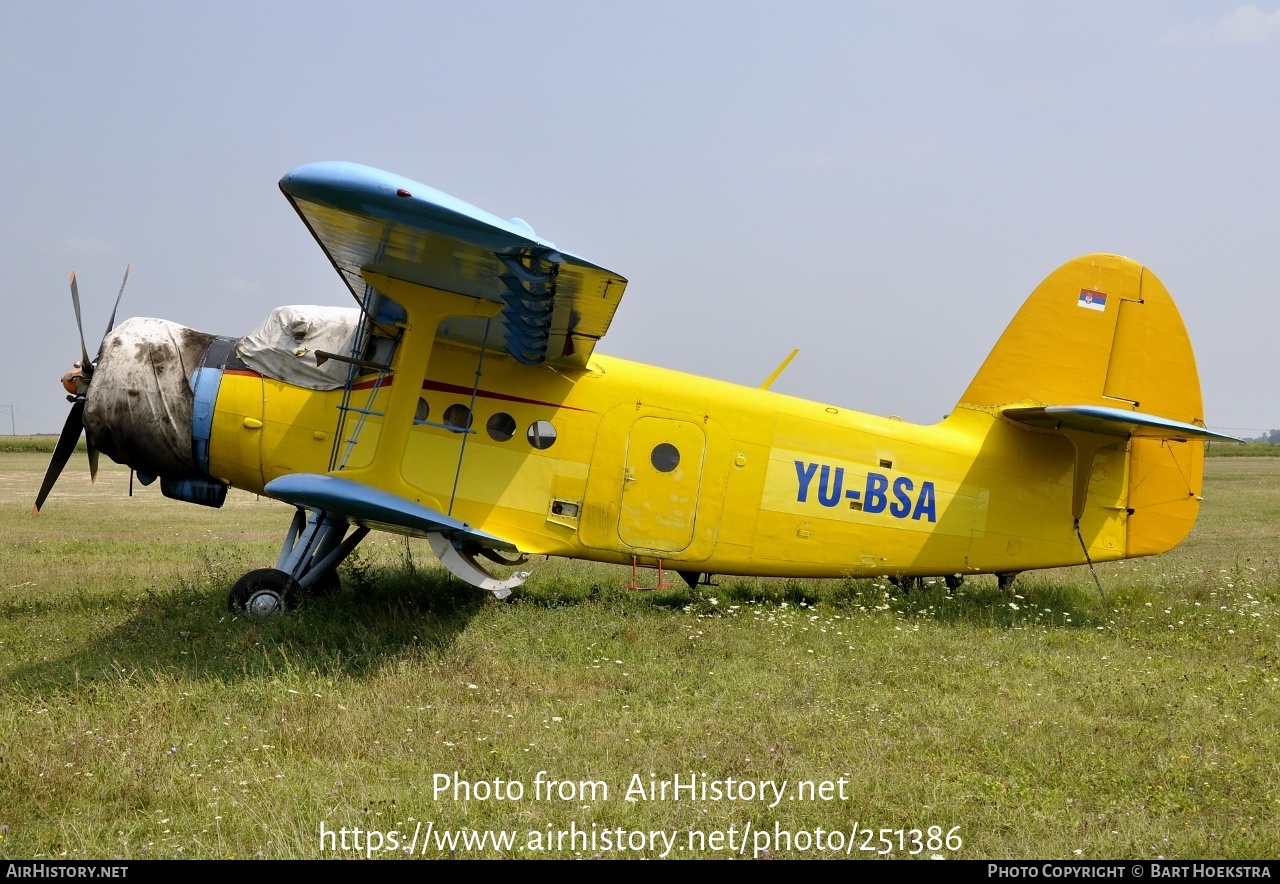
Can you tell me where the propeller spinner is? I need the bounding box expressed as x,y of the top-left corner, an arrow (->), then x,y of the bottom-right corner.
32,266 -> 129,515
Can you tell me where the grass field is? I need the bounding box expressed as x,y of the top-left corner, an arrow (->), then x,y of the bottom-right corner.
1,452 -> 1277,860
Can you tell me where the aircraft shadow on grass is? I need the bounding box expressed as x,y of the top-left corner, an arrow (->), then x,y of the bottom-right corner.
2,559 -> 492,691
2,550 -> 1107,695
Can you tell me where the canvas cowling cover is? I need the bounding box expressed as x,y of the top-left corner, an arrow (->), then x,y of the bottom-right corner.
237,305 -> 361,391
84,317 -> 214,478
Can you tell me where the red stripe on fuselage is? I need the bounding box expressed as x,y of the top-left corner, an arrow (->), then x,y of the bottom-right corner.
350,376 -> 393,391
422,379 -> 592,413
347,374 -> 591,413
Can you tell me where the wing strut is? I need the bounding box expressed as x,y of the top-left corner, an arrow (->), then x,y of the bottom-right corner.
446,317 -> 492,516
330,281 -> 402,472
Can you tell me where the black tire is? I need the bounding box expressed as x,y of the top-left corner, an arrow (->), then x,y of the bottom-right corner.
945,575 -> 964,591
228,568 -> 299,615
997,572 -> 1018,591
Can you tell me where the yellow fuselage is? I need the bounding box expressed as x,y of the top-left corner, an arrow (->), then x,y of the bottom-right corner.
206,339 -> 1167,580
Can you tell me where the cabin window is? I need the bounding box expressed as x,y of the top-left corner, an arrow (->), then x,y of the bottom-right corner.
414,398 -> 430,423
527,420 -> 557,450
487,412 -> 516,442
443,404 -> 472,433
364,335 -> 396,367
650,442 -> 680,473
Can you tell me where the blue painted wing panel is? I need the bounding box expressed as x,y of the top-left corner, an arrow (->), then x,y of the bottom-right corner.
264,473 -> 518,551
279,161 -> 627,367
1002,405 -> 1241,442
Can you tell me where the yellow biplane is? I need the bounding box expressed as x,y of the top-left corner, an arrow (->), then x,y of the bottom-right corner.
35,162 -> 1236,614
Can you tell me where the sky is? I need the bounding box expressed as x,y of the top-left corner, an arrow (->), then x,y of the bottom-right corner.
2,1 -> 1277,436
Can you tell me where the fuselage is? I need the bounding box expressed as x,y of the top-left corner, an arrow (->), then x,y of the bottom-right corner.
205,341 -> 1138,581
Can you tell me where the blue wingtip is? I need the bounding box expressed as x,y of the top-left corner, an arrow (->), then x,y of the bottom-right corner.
280,161 -> 557,250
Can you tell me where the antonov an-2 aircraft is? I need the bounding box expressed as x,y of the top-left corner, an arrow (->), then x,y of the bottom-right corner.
34,162 -> 1235,614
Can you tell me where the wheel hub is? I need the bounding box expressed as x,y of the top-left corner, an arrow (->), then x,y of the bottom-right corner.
246,588 -> 285,616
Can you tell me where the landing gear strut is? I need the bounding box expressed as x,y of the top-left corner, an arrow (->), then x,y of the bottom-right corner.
229,507 -> 368,615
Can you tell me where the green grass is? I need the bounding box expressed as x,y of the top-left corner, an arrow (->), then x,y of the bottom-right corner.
0,436 -> 87,454
1,453 -> 1277,859
1206,442 -> 1280,457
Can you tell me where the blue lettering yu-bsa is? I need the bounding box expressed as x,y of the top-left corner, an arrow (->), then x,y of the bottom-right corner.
793,461 -> 937,523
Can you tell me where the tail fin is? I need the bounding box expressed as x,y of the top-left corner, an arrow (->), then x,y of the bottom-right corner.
960,254 -> 1203,417
960,254 -> 1215,556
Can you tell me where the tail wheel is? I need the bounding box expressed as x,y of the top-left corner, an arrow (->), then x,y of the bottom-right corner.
229,568 -> 299,616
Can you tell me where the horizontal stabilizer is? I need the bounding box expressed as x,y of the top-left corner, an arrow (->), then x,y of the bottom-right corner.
264,473 -> 518,551
1002,405 -> 1240,443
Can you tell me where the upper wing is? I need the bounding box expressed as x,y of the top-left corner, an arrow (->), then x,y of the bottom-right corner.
279,161 -> 627,368
1002,404 -> 1241,442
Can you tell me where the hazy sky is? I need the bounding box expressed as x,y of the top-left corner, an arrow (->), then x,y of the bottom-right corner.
2,2 -> 1277,437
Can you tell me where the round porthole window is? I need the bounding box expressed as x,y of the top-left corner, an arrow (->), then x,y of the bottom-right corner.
443,404 -> 472,433
651,442 -> 680,472
487,412 -> 517,442
414,397 -> 430,423
527,419 -> 557,450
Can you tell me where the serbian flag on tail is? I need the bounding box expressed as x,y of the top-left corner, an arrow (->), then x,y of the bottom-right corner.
1078,289 -> 1108,311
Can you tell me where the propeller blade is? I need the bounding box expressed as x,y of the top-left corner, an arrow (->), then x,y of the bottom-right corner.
69,272 -> 92,371
97,263 -> 130,359
87,437 -> 100,484
33,399 -> 86,516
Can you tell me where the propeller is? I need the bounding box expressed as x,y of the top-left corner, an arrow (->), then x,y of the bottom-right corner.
32,265 -> 130,515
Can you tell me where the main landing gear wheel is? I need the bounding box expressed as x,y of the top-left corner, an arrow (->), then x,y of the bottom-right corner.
228,568 -> 299,616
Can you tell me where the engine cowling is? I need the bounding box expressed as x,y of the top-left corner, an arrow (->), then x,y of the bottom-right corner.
83,317 -> 215,480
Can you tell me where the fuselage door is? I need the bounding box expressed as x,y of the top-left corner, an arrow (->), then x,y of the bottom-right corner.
618,417 -> 706,554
